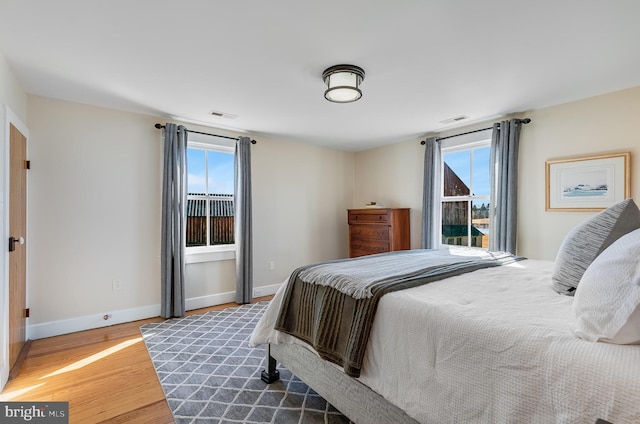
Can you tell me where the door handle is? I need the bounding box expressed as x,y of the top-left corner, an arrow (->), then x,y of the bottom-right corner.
8,236 -> 24,252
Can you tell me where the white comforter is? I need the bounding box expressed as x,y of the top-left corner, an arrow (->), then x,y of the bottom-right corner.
250,259 -> 640,423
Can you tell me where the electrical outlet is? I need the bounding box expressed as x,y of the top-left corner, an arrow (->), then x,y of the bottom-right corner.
112,280 -> 121,291
269,261 -> 275,271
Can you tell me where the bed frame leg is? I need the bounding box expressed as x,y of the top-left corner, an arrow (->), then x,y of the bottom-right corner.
261,344 -> 280,384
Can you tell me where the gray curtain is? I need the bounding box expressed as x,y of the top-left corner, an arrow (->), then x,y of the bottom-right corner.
161,123 -> 187,318
234,137 -> 253,304
489,119 -> 523,254
421,137 -> 442,249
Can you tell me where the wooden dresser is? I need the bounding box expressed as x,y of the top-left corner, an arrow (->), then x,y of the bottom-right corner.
347,208 -> 410,258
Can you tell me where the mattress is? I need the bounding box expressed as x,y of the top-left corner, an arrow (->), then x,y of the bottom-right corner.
250,259 -> 640,423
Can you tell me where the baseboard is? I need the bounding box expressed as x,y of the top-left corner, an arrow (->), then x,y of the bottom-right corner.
28,304 -> 161,340
27,283 -> 282,340
186,282 -> 281,310
185,291 -> 236,311
252,282 -> 282,299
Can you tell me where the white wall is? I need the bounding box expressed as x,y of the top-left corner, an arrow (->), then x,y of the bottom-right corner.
354,140 -> 425,249
25,95 -> 355,338
0,51 -> 28,390
26,96 -> 162,336
518,86 -> 640,259
354,85 -> 640,260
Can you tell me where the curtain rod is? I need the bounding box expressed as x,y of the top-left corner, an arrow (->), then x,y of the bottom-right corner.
420,118 -> 531,145
154,123 -> 257,144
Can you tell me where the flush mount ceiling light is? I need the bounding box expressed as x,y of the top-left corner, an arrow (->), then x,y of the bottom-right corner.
322,64 -> 365,103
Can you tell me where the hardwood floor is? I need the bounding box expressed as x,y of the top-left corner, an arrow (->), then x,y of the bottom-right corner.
0,297 -> 273,423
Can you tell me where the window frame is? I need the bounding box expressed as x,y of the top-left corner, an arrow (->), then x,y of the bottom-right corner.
185,139 -> 236,264
439,138 -> 491,249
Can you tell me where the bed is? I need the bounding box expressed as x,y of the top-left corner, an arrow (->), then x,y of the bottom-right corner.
249,200 -> 640,424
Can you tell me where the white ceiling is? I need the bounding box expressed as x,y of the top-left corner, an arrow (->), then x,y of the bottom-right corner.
1,0 -> 639,151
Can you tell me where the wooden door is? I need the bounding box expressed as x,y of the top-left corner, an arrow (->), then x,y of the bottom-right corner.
9,123 -> 27,371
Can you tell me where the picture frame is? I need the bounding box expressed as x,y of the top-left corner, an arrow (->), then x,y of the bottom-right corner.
545,152 -> 631,211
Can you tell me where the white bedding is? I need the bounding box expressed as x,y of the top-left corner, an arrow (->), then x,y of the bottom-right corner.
250,259 -> 640,423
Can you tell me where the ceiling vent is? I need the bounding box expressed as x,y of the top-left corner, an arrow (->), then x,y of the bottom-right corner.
439,115 -> 469,124
209,110 -> 238,119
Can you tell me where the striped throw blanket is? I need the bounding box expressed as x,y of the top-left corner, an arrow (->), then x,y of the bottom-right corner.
297,248 -> 516,299
275,248 -> 522,377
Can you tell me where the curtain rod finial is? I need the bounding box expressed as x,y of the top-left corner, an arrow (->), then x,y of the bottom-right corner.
154,123 -> 164,129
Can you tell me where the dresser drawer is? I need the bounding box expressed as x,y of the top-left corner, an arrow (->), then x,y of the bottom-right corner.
347,208 -> 410,258
350,239 -> 389,257
348,209 -> 390,224
350,224 -> 389,241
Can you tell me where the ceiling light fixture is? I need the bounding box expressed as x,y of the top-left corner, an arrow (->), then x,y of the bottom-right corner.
322,64 -> 365,103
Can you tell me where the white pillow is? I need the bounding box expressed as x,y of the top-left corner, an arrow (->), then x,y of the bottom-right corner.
573,228 -> 640,344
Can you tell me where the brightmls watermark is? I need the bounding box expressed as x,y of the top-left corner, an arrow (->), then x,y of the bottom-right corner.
1,402 -> 68,423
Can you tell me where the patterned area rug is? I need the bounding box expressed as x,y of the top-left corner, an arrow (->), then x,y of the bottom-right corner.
140,302 -> 351,424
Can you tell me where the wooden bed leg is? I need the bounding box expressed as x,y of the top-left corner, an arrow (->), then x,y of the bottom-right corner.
261,344 -> 280,384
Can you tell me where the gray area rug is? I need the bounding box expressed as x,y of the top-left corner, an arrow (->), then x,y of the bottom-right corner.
140,302 -> 351,424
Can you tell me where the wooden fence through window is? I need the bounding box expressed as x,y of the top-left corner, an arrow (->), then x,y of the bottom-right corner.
186,217 -> 234,246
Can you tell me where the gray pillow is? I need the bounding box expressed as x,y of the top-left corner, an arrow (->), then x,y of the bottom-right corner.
552,198 -> 640,295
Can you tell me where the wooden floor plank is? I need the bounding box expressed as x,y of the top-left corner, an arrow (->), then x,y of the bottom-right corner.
0,296 -> 272,423
97,400 -> 174,424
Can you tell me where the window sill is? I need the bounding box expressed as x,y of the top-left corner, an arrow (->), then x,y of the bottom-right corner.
186,245 -> 236,264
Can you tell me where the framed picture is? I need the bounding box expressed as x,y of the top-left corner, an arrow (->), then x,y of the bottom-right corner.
545,152 -> 631,211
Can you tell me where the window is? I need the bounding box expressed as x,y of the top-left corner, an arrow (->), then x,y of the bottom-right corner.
441,140 -> 491,248
186,141 -> 235,254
